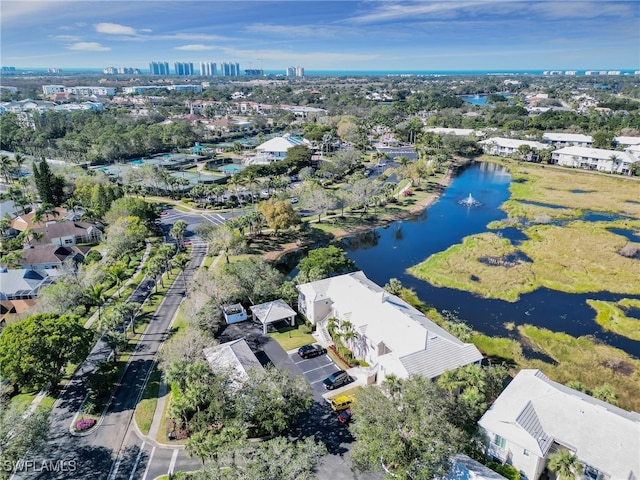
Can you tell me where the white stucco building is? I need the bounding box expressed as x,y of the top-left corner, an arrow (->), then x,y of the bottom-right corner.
479,138 -> 548,158
542,132 -> 593,148
297,271 -> 483,385
552,146 -> 637,175
478,369 -> 640,480
254,134 -> 310,163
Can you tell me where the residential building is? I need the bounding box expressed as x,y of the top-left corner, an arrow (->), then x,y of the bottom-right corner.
542,132 -> 593,148
254,134 -> 311,163
199,61 -> 217,76
149,61 -> 170,75
479,138 -> 548,158
297,271 -> 483,384
31,221 -> 102,247
478,369 -> 640,480
203,339 -> 263,383
42,85 -> 65,95
615,136 -> 640,146
286,66 -> 305,77
0,267 -> 56,301
41,85 -> 115,96
17,244 -> 88,270
552,146 -> 637,175
10,207 -> 71,232
174,62 -> 194,76
426,127 -> 484,137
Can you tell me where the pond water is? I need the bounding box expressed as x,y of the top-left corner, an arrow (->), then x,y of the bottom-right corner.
460,94 -> 513,106
342,162 -> 640,358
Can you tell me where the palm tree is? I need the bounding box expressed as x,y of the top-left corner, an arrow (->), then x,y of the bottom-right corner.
108,262 -> 128,298
86,283 -> 107,322
547,449 -> 581,480
608,154 -> 621,174
0,155 -> 16,184
174,252 -> 189,290
170,219 -> 188,248
218,421 -> 247,467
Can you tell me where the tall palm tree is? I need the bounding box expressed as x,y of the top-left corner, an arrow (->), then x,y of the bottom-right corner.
170,219 -> 188,247
548,449 -> 581,480
0,155 -> 15,184
108,262 -> 128,298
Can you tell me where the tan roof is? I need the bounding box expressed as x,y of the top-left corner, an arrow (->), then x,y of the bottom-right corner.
11,208 -> 69,231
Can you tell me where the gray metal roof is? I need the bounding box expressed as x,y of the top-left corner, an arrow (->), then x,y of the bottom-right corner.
399,336 -> 483,379
516,401 -> 554,455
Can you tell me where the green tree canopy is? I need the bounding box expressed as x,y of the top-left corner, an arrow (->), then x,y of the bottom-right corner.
296,245 -> 357,283
0,313 -> 93,390
349,375 -> 465,480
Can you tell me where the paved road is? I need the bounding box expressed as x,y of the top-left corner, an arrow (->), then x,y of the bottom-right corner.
13,244 -> 207,480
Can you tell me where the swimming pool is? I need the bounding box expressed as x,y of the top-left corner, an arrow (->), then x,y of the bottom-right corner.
129,159 -> 144,166
219,164 -> 243,173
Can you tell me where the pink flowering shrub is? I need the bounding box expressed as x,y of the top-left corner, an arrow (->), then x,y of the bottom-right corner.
75,418 -> 96,431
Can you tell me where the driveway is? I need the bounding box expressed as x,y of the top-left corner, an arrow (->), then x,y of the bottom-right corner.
289,349 -> 342,399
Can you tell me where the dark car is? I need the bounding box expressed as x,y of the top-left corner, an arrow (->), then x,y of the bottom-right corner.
337,408 -> 352,424
323,370 -> 350,390
297,344 -> 327,359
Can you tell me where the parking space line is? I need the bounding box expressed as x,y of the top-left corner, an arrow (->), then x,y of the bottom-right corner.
300,364 -> 334,375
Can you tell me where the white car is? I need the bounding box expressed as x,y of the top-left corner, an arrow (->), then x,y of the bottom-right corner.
290,197 -> 299,204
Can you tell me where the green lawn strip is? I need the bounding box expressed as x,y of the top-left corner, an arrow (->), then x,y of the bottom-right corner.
134,364 -> 162,435
587,299 -> 640,341
8,392 -> 39,413
268,326 -> 316,351
518,325 -> 640,412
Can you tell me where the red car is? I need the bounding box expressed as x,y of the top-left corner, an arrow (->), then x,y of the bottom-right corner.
337,408 -> 352,424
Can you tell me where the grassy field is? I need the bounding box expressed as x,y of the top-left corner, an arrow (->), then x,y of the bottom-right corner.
587,299 -> 640,341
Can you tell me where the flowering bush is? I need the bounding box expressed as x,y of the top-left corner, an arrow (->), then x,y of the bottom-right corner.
75,418 -> 96,432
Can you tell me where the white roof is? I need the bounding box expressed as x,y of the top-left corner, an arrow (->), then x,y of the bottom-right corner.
203,338 -> 263,381
426,128 -> 483,137
478,369 -> 640,478
615,136 -> 640,146
256,134 -> 309,153
542,132 -> 593,143
298,271 -> 483,378
250,298 -> 296,325
553,146 -> 637,163
479,137 -> 547,150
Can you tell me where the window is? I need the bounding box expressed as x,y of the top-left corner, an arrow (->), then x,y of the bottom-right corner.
523,449 -> 529,456
494,434 -> 506,448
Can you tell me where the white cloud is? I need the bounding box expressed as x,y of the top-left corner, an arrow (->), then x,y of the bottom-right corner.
174,44 -> 216,51
346,2 -> 482,24
50,34 -> 82,42
246,24 -> 337,39
167,33 -> 228,41
95,22 -> 136,35
67,42 -> 111,51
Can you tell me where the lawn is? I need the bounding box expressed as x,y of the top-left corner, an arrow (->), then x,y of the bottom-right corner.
268,328 -> 316,351
134,364 -> 162,435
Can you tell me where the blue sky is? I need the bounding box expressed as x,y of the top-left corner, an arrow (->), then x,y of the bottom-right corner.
1,1 -> 638,72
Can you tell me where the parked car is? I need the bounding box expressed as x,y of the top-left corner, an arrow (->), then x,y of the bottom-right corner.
297,344 -> 327,359
323,370 -> 350,390
290,197 -> 299,204
337,408 -> 352,424
330,395 -> 356,412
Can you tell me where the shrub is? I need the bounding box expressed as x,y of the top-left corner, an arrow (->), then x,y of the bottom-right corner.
82,400 -> 97,415
75,418 -> 96,432
486,461 -> 520,480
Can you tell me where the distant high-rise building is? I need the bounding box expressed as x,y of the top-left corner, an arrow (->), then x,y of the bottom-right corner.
245,69 -> 264,76
149,61 -> 170,75
174,62 -> 194,76
199,61 -> 217,76
286,66 -> 304,77
220,62 -> 240,76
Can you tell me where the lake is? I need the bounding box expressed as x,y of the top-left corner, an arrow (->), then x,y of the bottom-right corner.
461,94 -> 513,106
342,162 -> 640,358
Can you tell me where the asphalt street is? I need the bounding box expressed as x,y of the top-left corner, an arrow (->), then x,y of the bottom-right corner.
12,244 -> 207,480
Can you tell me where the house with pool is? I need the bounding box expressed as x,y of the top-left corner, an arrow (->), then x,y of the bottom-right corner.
297,271 -> 483,385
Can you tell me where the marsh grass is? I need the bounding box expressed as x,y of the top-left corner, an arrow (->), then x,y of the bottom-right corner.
410,222 -> 640,301
587,299 -> 640,341
518,325 -> 640,411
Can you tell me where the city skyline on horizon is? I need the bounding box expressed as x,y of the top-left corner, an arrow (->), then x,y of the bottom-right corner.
1,1 -> 639,72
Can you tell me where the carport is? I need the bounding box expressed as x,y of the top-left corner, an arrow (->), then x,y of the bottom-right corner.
250,298 -> 296,334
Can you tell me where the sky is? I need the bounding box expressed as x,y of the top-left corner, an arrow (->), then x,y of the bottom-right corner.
1,0 -> 639,72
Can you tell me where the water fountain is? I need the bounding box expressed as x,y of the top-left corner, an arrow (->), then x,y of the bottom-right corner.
458,193 -> 482,207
